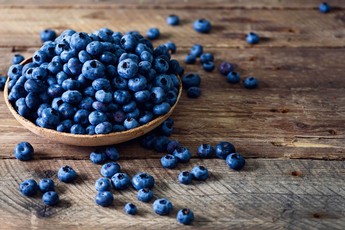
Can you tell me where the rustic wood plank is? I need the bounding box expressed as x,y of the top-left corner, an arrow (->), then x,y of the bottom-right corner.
1,0 -> 345,9
0,47 -> 344,160
0,159 -> 344,229
0,8 -> 343,48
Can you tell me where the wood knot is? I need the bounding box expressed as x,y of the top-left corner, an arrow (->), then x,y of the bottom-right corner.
291,171 -> 302,177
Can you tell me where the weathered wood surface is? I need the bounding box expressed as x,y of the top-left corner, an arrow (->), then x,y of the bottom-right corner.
1,0 -> 345,229
1,159 -> 345,229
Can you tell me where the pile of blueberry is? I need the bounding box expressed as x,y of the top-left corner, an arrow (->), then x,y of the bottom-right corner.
185,44 -> 215,73
6,28 -> 183,135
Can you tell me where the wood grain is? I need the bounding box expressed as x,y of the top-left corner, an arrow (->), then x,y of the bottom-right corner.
1,159 -> 344,229
0,8 -> 343,48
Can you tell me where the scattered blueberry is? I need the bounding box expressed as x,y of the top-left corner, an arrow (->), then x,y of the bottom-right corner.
153,136 -> 170,152
173,147 -> 191,163
0,76 -> 6,91
124,203 -> 138,215
167,139 -> 180,154
177,208 -> 194,225
181,73 -> 201,89
105,146 -> 120,161
319,2 -> 330,13
187,87 -> 201,98
101,162 -> 121,178
226,153 -> 245,171
191,165 -> 209,180
39,178 -> 55,192
227,72 -> 240,84
219,61 -> 234,76
58,165 -> 77,183
90,151 -> 107,164
95,177 -> 112,192
146,28 -> 160,40
19,179 -> 38,196
164,41 -> 177,54
161,154 -> 178,169
12,54 -> 25,65
190,44 -> 203,57
200,53 -> 214,64
111,172 -> 130,190
137,188 -> 154,203
132,172 -> 155,190
95,191 -> 114,207
153,198 -> 173,215
178,171 -> 193,185
243,76 -> 259,89
42,191 -> 60,206
185,54 -> 196,64
215,141 -> 236,159
197,144 -> 215,158
14,142 -> 34,161
246,32 -> 260,44
193,19 -> 212,33
202,62 -> 215,72
166,15 -> 180,26
159,118 -> 174,136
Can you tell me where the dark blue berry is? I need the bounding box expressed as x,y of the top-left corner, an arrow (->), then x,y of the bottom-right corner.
19,179 -> 38,196
154,136 -> 170,152
140,133 -> 157,149
187,86 -> 201,98
184,54 -> 196,64
190,44 -> 203,57
95,177 -> 112,191
193,19 -> 211,33
39,178 -> 55,192
123,118 -> 140,130
319,2 -> 330,13
166,140 -> 180,154
154,58 -> 169,74
56,119 -> 73,132
86,41 -> 104,56
159,118 -> 174,136
219,61 -> 234,76
105,146 -> 120,161
117,58 -> 138,79
95,191 -> 114,207
173,147 -> 191,163
132,172 -> 155,190
42,191 -> 60,206
182,73 -> 201,89
146,28 -> 160,40
40,29 -> 56,42
0,76 -> 6,90
200,53 -> 214,64
90,151 -> 107,164
138,111 -> 154,124
12,54 -> 25,64
70,32 -> 92,51
95,121 -> 113,134
178,171 -> 193,185
153,198 -> 173,215
120,34 -> 138,52
197,144 -> 215,158
226,153 -> 245,171
191,165 -> 209,180
101,162 -> 121,178
153,102 -> 171,115
89,111 -> 107,126
82,60 -> 106,80
166,15 -> 180,26
161,154 -> 178,169
177,209 -> 194,225
202,61 -> 215,72
137,188 -> 154,202
111,172 -> 130,190
246,32 -> 260,44
227,71 -> 240,84
58,165 -> 77,183
124,203 -> 137,215
215,141 -> 236,159
243,76 -> 259,89
164,41 -> 177,54
128,75 -> 147,92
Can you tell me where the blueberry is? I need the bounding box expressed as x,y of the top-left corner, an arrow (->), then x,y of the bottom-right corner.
193,18 -> 212,33
70,32 -> 92,51
40,29 -> 56,42
73,109 -> 90,126
42,191 -> 60,206
39,178 -> 55,192
202,61 -> 215,72
105,146 -> 120,161
191,165 -> 209,180
127,107 -> 140,119
117,58 -> 138,79
227,71 -> 240,84
95,177 -> 112,191
177,208 -> 194,225
113,90 -> 131,105
95,191 -> 114,207
200,53 -> 214,64
137,188 -> 154,203
19,179 -> 38,196
67,57 -> 82,75
92,78 -> 111,91
166,90 -> 178,105
0,76 -> 7,91
154,136 -> 170,152
82,60 -> 106,80
184,54 -> 196,64
36,107 -> 59,125
56,119 -> 73,132
86,41 -> 104,56
164,41 -> 177,54
215,141 -> 236,159
58,165 -> 77,183
90,151 -> 107,164
187,87 -> 201,98
112,110 -> 126,124
132,172 -> 155,190
112,76 -> 128,90
124,203 -> 137,215
166,140 -> 180,154
32,67 -> 48,80
124,118 -> 140,130
197,144 -> 215,158
226,153 -> 245,171
12,54 -> 25,64
161,154 -> 178,169
219,61 -> 234,76
47,84 -> 63,98
86,125 -> 96,134
173,147 -> 191,163
58,103 -> 76,119
153,102 -> 171,115
159,118 -> 174,136
140,51 -> 153,63
178,171 -> 193,185
146,28 -> 160,40
181,73 -> 201,89
111,172 -> 130,190
166,15 -> 180,26
95,121 -> 113,134
123,101 -> 137,113
154,58 -> 169,74
150,87 -> 166,104
78,50 -> 91,64
61,90 -> 82,104
95,90 -> 113,103
101,162 -> 121,178
319,2 -> 330,13
14,142 -> 34,161
154,74 -> 173,92
120,34 -> 138,52
153,198 -> 173,215
243,76 -> 259,89
89,111 -> 107,126
8,64 -> 23,80
246,32 -> 260,44
140,133 -> 157,149
190,44 -> 203,57
113,124 -> 125,132
128,75 -> 147,92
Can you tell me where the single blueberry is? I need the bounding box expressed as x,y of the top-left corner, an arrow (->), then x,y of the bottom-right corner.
105,146 -> 120,161
39,178 -> 55,193
319,2 -> 330,13
178,171 -> 193,185
132,172 -> 155,190
243,76 -> 259,89
153,102 -> 171,115
177,208 -> 194,225
159,118 -> 174,136
190,44 -> 203,57
160,154 -> 178,169
123,118 -> 140,130
95,191 -> 114,207
167,140 -> 180,154
90,151 -> 107,164
164,41 -> 177,54
197,144 -> 215,158
202,61 -> 215,72
246,32 -> 260,44
215,141 -> 236,159
137,188 -> 154,203
146,28 -> 160,40
19,179 -> 39,196
153,198 -> 173,215
226,153 -> 245,171
187,87 -> 201,98
42,191 -> 60,206
227,71 -> 240,84
193,18 -> 212,33
154,136 -> 170,152
166,15 -> 180,26
95,121 -> 113,134
89,111 -> 107,126
70,124 -> 86,134
173,147 -> 191,163
200,53 -> 214,64
95,177 -> 112,192
124,203 -> 137,215
181,73 -> 201,89
12,54 -> 25,65
101,162 -> 121,178
219,61 -> 234,76
86,41 -> 104,56
58,165 -> 77,183
40,29 -> 56,42
184,54 -> 196,64
191,165 -> 209,180
111,172 -> 130,190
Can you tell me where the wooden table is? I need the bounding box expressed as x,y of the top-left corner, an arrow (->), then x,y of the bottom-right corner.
1,0 -> 345,229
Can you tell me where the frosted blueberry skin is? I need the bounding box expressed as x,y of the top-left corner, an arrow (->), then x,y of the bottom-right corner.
95,177 -> 112,192
132,172 -> 155,190
42,191 -> 60,206
166,15 -> 180,26
124,203 -> 138,215
95,191 -> 114,207
58,165 -> 77,183
227,72 -> 240,84
14,142 -> 34,161
101,162 -> 121,178
111,172 -> 131,190
246,32 -> 260,44
153,198 -> 173,215
160,154 -> 178,169
243,76 -> 259,89
137,188 -> 154,203
197,144 -> 215,158
176,208 -> 194,225
191,165 -> 209,181
178,171 -> 193,185
319,2 -> 330,13
226,153 -> 245,171
39,178 -> 55,192
193,19 -> 212,33
19,179 -> 39,196
173,147 -> 191,163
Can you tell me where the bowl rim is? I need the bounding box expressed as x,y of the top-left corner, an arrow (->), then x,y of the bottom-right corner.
4,58 -> 182,146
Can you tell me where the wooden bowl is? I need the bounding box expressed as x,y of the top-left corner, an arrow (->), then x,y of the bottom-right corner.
4,58 -> 182,146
